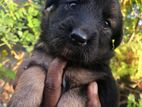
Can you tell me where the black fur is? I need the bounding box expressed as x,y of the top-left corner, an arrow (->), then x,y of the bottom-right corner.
37,0 -> 123,106
40,0 -> 122,64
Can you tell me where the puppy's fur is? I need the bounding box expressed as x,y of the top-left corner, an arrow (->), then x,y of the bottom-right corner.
8,0 -> 123,107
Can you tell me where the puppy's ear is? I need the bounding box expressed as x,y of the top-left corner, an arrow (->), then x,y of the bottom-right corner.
45,0 -> 58,9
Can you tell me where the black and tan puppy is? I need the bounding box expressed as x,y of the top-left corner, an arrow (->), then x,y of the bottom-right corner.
8,0 -> 123,107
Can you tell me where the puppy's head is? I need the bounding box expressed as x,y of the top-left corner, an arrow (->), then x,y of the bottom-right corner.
40,0 -> 123,64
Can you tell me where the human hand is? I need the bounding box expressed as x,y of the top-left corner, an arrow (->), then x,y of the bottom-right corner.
42,58 -> 101,107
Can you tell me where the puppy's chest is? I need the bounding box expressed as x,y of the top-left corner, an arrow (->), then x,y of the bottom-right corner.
59,67 -> 105,107
59,67 -> 90,107
62,67 -> 103,90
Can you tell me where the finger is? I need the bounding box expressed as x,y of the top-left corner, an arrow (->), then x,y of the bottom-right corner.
87,82 -> 101,107
43,58 -> 67,107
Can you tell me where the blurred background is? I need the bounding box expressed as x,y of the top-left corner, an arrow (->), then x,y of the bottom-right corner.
0,0 -> 142,107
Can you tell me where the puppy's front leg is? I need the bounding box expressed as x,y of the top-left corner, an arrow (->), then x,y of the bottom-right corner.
8,66 -> 45,107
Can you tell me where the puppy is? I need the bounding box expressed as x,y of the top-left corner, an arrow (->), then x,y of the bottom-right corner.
8,0 -> 123,107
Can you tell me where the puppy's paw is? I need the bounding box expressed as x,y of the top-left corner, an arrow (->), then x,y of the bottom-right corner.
27,51 -> 49,71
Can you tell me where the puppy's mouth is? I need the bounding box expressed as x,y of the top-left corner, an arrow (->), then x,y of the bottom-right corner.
60,42 -> 89,63
61,46 -> 73,58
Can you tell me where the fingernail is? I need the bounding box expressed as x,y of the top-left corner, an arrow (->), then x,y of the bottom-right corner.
90,82 -> 98,94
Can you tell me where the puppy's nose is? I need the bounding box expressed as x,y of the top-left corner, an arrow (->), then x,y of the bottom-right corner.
70,30 -> 88,45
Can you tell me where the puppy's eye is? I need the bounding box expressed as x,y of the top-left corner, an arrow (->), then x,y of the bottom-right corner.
67,1 -> 78,9
104,20 -> 111,28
